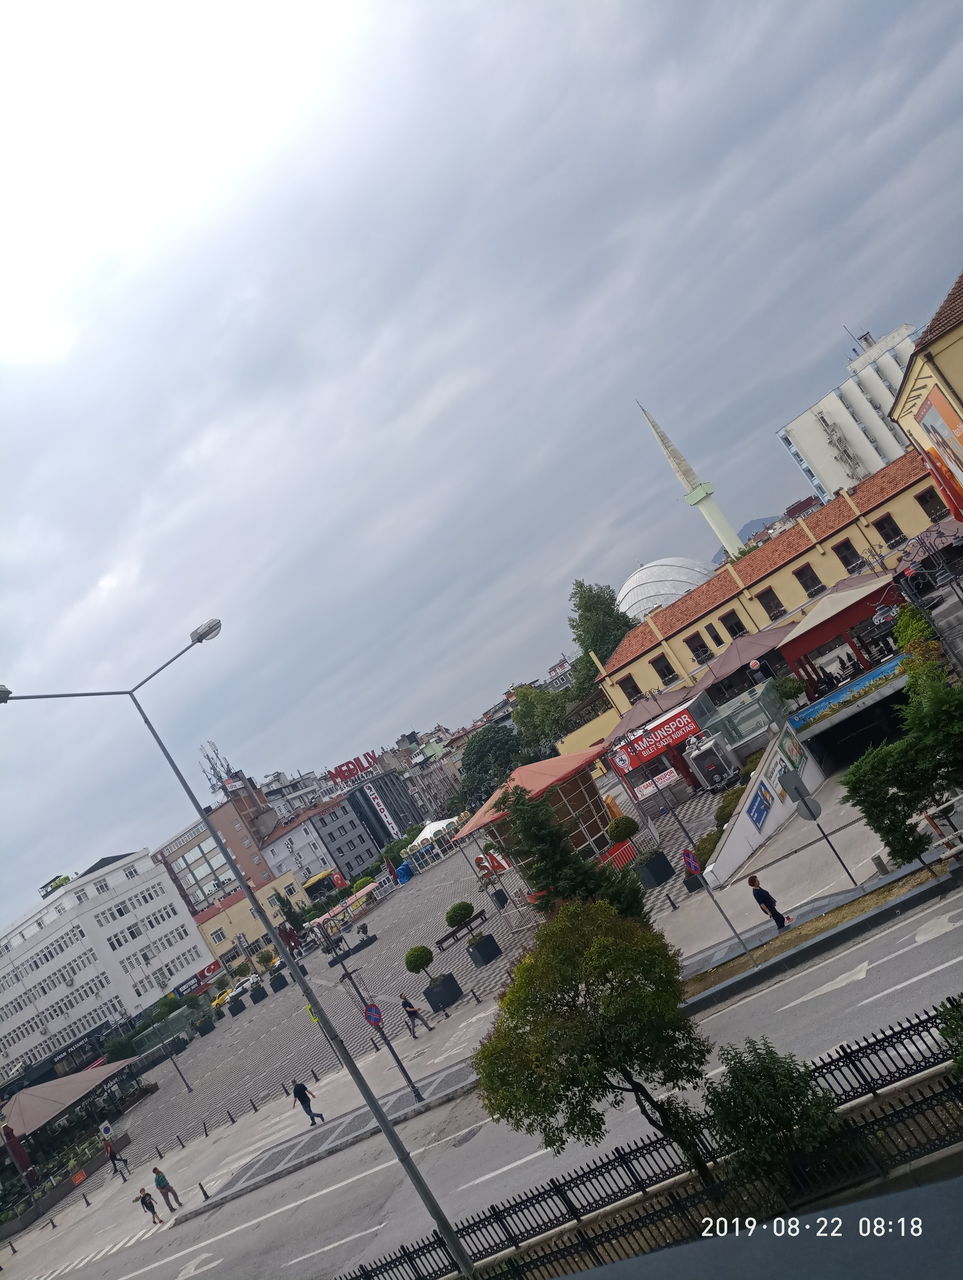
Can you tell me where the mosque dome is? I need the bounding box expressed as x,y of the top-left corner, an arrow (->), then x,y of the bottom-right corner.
617,557 -> 716,623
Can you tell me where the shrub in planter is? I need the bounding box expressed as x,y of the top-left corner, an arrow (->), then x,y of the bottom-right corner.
606,815 -> 640,844
694,829 -> 722,865
445,901 -> 474,930
635,848 -> 674,888
714,785 -> 747,828
423,972 -> 463,1011
249,983 -> 268,1004
467,933 -> 502,967
227,997 -> 245,1016
193,1016 -> 215,1037
405,945 -> 435,980
269,971 -> 289,992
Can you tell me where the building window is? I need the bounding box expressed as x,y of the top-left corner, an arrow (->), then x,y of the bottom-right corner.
284,884 -> 297,897
346,839 -> 356,851
915,486 -> 950,522
616,674 -> 644,704
262,870 -> 270,881
650,655 -> 677,687
833,538 -> 865,574
233,821 -> 243,831
124,866 -> 139,880
872,513 -> 906,548
210,928 -> 226,945
75,890 -> 88,905
756,588 -> 786,621
704,623 -> 723,647
93,879 -> 109,895
242,838 -> 252,848
683,632 -> 711,665
719,610 -> 747,640
793,563 -> 825,597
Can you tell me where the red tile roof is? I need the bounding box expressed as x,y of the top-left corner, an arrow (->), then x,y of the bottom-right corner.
603,451 -> 927,676
917,265 -> 963,349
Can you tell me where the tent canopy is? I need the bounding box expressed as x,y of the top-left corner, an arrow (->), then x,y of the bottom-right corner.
779,578 -> 892,648
455,746 -> 605,841
1,1057 -> 139,1137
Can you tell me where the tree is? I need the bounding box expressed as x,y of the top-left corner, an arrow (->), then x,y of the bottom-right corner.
844,738 -> 938,870
352,876 -> 374,892
501,785 -> 648,922
568,580 -> 636,697
213,974 -> 231,993
705,1039 -> 840,1181
900,674 -> 963,793
278,894 -> 304,932
474,901 -> 712,1181
104,1035 -> 136,1062
445,901 -> 474,929
255,948 -> 275,971
458,724 -> 523,809
232,961 -> 252,979
404,945 -> 435,981
511,685 -> 570,759
606,815 -> 640,844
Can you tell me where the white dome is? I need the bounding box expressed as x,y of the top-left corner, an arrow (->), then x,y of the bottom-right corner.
617,557 -> 716,623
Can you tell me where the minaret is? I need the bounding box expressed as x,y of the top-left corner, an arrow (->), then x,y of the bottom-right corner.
640,405 -> 746,559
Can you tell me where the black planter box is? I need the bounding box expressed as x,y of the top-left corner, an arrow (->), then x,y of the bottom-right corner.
269,972 -> 289,992
683,872 -> 704,894
227,997 -> 246,1016
636,850 -> 675,889
423,972 -> 462,1012
490,888 -> 509,910
467,934 -> 502,967
249,985 -> 268,1004
327,935 -> 378,967
194,1018 -> 214,1037
213,1007 -> 226,1021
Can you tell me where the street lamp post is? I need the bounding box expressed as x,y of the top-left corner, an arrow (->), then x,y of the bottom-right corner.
0,623 -> 476,1278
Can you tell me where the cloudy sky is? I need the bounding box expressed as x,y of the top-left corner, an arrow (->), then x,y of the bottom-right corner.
3,0 -> 963,917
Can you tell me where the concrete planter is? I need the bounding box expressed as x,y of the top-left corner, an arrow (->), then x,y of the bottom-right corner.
423,972 -> 462,1012
636,850 -> 675,889
269,972 -> 289,992
227,997 -> 246,1017
490,888 -> 509,910
683,872 -> 704,894
194,1017 -> 215,1036
467,934 -> 502,967
249,985 -> 268,1004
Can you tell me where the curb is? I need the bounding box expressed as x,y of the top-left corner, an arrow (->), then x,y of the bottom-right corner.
175,1074 -> 480,1225
683,862 -> 963,1015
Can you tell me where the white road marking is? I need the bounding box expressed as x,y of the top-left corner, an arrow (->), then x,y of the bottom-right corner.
855,953 -> 963,1005
457,1149 -> 549,1190
777,962 -> 869,1010
283,1224 -> 386,1265
107,1234 -> 137,1254
698,897 -> 954,1020
175,1255 -> 222,1278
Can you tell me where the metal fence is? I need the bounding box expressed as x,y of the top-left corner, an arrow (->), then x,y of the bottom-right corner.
334,999 -> 962,1280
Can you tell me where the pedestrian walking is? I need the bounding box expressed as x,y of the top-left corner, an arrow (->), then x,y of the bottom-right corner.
104,1137 -> 129,1176
291,1079 -> 324,1127
152,1166 -> 182,1212
133,1188 -> 164,1225
401,994 -> 432,1037
748,875 -> 793,931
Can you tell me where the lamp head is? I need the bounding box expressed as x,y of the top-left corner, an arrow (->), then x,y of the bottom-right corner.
190,619 -> 222,644
0,685 -> 11,705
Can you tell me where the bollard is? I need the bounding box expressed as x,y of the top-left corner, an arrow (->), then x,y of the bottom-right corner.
310,1068 -> 319,1082
203,1120 -> 208,1137
371,1036 -> 380,1053
665,892 -> 678,911
439,1004 -> 450,1019
9,1239 -> 17,1254
470,989 -> 481,1005
249,1098 -> 258,1114
199,1181 -> 210,1201
156,1147 -> 163,1160
281,1082 -> 289,1096
48,1217 -> 56,1229
177,1135 -> 185,1149
83,1193 -> 91,1207
226,1108 -> 235,1124
872,854 -> 889,877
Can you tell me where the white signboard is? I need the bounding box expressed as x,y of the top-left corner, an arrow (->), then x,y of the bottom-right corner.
363,783 -> 402,839
634,768 -> 679,800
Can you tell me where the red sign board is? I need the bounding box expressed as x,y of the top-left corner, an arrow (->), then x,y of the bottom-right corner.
329,751 -> 379,784
609,710 -> 700,774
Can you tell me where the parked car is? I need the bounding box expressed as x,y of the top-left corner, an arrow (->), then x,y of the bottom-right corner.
229,977 -> 257,999
270,956 -> 287,972
211,989 -> 232,1009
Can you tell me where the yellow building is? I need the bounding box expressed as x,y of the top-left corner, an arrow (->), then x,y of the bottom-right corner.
557,451 -> 946,754
890,265 -> 963,522
194,873 -> 309,968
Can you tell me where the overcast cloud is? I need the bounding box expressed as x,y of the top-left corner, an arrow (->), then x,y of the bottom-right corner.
3,0 -> 963,919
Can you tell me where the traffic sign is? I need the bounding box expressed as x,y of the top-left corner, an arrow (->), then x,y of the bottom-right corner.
100,1122 -> 112,1139
779,769 -> 811,803
795,794 -> 822,822
364,1003 -> 382,1027
682,848 -> 701,876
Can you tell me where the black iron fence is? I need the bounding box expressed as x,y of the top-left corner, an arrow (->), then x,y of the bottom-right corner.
334,997 -> 963,1280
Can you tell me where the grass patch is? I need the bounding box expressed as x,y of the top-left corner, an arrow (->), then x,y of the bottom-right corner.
683,858 -> 953,1000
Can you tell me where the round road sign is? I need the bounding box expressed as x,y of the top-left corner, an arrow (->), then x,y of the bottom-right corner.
364,1003 -> 382,1027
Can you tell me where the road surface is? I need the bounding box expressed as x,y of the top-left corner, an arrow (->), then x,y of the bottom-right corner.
12,888 -> 963,1280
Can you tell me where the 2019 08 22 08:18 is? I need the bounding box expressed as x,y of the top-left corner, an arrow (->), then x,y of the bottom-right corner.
700,1217 -> 925,1238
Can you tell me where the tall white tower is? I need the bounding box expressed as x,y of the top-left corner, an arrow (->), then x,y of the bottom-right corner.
641,406 -> 746,559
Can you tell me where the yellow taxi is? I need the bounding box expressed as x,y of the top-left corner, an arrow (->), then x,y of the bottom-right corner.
210,988 -> 232,1009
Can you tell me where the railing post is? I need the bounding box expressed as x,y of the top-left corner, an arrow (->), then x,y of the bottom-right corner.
550,1177 -> 581,1222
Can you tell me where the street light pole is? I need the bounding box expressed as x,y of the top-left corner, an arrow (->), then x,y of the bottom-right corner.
0,627 -> 476,1278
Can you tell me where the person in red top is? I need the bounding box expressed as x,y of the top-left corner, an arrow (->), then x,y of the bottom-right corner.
104,1137 -> 129,1176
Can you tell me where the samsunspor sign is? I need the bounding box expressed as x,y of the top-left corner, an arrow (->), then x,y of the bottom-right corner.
608,710 -> 699,774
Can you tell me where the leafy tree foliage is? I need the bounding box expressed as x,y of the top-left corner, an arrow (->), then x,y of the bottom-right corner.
606,815 -> 640,843
705,1038 -> 840,1179
445,901 -> 475,929
843,739 -> 935,869
457,724 -> 523,809
278,894 -> 305,931
474,901 -> 712,1181
213,974 -> 231,992
232,961 -> 252,979
568,580 -> 636,696
352,876 -> 374,892
501,786 -> 648,922
405,945 -> 435,979
104,1035 -> 136,1062
511,684 -> 570,759
255,948 -> 275,971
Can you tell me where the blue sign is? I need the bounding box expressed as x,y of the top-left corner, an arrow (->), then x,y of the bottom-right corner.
364,1003 -> 382,1027
682,848 -> 701,876
747,781 -> 775,832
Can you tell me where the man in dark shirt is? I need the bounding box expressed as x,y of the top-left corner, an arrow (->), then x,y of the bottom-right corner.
291,1079 -> 324,1127
748,876 -> 792,930
401,994 -> 432,1037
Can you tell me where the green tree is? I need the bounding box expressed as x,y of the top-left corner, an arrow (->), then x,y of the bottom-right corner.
445,901 -> 474,929
255,948 -> 275,971
474,901 -> 712,1181
458,724 -> 523,809
501,785 -> 648,922
404,945 -> 435,981
352,876 -> 374,892
511,685 -> 571,759
900,674 -> 963,793
232,961 -> 252,979
213,974 -> 231,993
606,815 -> 640,844
844,738 -> 938,870
278,895 -> 304,931
104,1035 -> 136,1062
705,1038 -> 840,1180
568,580 -> 636,696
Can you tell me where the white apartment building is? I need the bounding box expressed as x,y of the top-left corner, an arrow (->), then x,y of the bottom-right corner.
777,324 -> 918,500
0,850 -> 211,1079
260,809 -> 338,885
